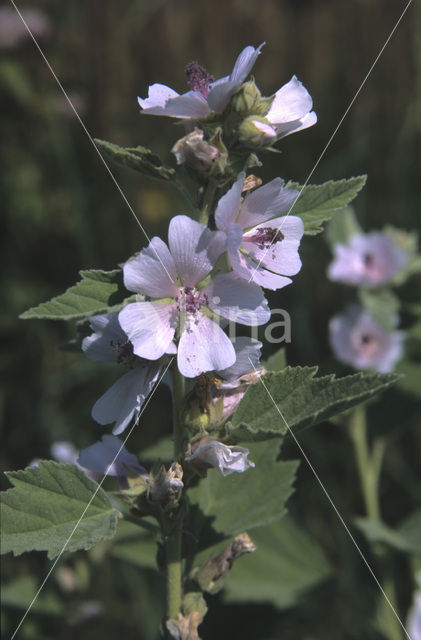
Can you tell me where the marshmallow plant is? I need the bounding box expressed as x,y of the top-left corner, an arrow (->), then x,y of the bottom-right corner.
1,44 -> 406,639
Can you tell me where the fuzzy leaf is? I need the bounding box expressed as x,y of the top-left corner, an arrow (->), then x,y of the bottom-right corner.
226,367 -> 400,442
20,269 -> 131,321
95,139 -> 176,181
188,441 -> 298,551
223,517 -> 331,609
1,461 -> 120,559
287,176 -> 367,235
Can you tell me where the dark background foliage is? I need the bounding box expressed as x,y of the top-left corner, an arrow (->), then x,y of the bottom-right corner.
1,1 -> 420,638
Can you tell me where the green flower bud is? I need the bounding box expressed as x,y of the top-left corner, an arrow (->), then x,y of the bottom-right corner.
238,115 -> 277,148
230,79 -> 262,114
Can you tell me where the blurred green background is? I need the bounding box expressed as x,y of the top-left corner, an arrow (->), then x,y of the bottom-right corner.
1,0 -> 420,638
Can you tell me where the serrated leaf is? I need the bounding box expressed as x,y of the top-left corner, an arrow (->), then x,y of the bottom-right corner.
188,441 -> 298,551
95,138 -> 176,181
326,205 -> 363,246
358,288 -> 400,332
223,517 -> 331,609
1,461 -> 120,559
20,269 -> 131,320
287,176 -> 367,235
226,367 -> 400,442
263,347 -> 286,372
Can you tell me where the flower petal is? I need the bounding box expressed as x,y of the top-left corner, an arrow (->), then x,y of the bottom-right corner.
158,92 -> 211,119
230,247 -> 292,290
238,179 -> 299,229
177,313 -> 236,377
242,215 -> 304,276
217,336 -> 262,381
207,80 -> 241,112
123,237 -> 178,298
119,301 -> 177,360
205,273 -> 270,325
273,111 -> 318,139
187,441 -> 255,476
215,172 -> 245,230
137,83 -> 179,109
82,313 -> 127,362
229,43 -> 264,83
78,434 -> 145,477
91,363 -> 161,434
267,75 -> 313,123
168,215 -> 220,287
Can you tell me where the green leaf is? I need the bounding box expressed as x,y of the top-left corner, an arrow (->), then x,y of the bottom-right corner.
95,139 -> 176,181
1,576 -> 63,615
188,441 -> 298,551
396,360 -> 421,398
358,288 -> 400,332
354,518 -> 414,553
223,517 -> 331,609
1,461 -> 120,559
326,205 -> 363,246
263,347 -> 287,372
20,269 -> 131,321
287,176 -> 367,235
226,367 -> 400,442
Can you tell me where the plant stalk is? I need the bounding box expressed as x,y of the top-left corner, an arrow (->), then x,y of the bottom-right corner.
165,365 -> 186,625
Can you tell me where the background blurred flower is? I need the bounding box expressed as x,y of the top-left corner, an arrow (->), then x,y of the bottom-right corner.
328,231 -> 408,286
0,7 -> 50,48
329,304 -> 404,373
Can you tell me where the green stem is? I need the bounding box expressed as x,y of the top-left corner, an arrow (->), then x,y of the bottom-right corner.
349,404 -> 381,522
349,406 -> 403,640
164,365 -> 186,624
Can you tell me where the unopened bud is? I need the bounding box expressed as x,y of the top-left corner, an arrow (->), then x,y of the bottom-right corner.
230,79 -> 261,114
150,462 -> 183,504
238,116 -> 277,147
172,128 -> 219,172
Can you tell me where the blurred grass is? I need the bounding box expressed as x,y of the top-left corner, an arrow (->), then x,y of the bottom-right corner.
1,1 -> 420,638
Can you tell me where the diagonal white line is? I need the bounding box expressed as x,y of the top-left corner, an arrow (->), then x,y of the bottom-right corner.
9,0 -> 176,284
9,358 -> 174,640
248,0 -> 413,283
247,357 -> 413,640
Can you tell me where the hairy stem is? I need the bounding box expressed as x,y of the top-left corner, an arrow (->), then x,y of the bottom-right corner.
165,365 -> 186,625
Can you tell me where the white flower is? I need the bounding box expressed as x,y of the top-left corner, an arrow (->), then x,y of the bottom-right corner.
329,305 -> 404,373
187,439 -> 255,476
328,232 -> 408,286
138,44 -> 264,120
262,75 -> 317,140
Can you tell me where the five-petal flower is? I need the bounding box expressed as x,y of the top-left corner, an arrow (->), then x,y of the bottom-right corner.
329,304 -> 404,373
215,172 -> 304,289
118,215 -> 270,378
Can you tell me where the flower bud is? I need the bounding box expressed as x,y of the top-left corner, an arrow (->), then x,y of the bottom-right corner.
172,127 -> 219,173
230,79 -> 262,114
238,116 -> 277,147
149,462 -> 183,504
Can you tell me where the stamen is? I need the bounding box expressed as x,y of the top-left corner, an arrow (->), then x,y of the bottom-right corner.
185,61 -> 214,98
245,227 -> 285,250
182,287 -> 209,313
